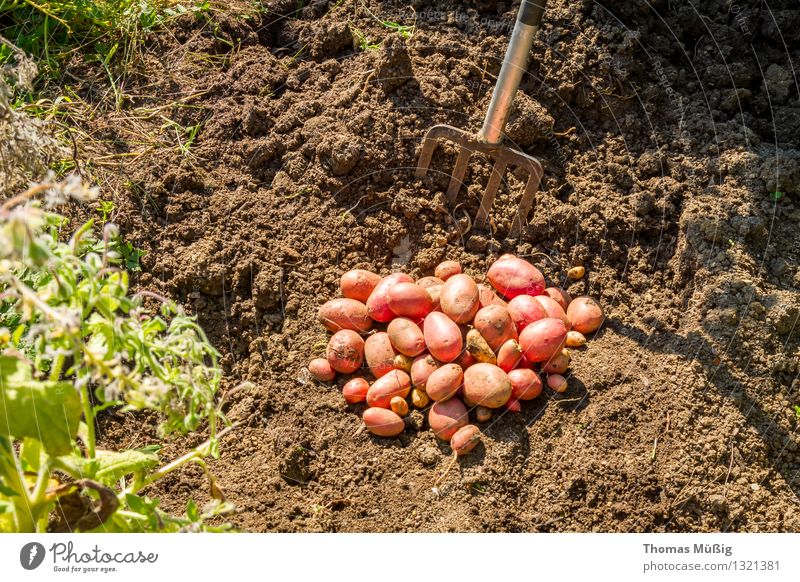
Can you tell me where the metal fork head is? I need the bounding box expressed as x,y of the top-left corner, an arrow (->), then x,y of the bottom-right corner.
414,124 -> 544,236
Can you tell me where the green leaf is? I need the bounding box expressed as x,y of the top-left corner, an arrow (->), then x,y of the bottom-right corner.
0,483 -> 19,498
0,355 -> 81,455
19,437 -> 42,472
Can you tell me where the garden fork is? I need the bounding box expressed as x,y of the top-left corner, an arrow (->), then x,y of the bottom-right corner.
415,0 -> 546,236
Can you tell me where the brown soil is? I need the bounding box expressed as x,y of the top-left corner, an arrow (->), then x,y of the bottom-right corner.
79,0 -> 800,531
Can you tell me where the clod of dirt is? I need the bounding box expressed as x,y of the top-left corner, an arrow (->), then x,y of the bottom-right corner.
760,150 -> 800,195
504,95 -> 555,147
375,36 -> 413,93
317,133 -> 362,176
301,22 -> 354,58
279,445 -> 316,486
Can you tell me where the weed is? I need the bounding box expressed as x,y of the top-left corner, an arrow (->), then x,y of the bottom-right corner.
96,199 -> 115,222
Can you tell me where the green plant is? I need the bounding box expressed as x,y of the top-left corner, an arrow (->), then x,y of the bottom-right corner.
0,178 -> 235,532
352,28 -> 380,51
96,199 -> 115,222
0,1 -> 213,84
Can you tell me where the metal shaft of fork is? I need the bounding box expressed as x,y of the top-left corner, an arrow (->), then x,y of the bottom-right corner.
478,0 -> 546,146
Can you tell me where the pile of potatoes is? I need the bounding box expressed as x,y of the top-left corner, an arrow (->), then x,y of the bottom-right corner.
308,254 -> 603,456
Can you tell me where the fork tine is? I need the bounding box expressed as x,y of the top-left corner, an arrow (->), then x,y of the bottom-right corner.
509,168 -> 543,236
446,147 -> 472,205
415,135 -> 439,178
474,159 -> 507,229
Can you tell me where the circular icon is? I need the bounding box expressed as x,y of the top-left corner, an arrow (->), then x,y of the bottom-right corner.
20,542 -> 46,570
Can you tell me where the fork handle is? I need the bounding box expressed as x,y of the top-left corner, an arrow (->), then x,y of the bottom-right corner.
478,0 -> 546,146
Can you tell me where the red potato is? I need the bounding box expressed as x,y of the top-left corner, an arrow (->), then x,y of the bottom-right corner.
411,354 -> 440,388
504,398 -> 521,413
439,274 -> 480,324
542,349 -> 571,374
497,339 -> 525,372
417,276 -> 444,289
340,269 -> 382,303
342,377 -> 370,404
326,330 -> 364,374
547,374 -> 568,393
454,350 -> 476,369
363,408 -> 405,437
366,369 -> 412,408
567,296 -> 604,334
473,304 -> 517,351
425,363 -> 463,402
451,425 -> 481,456
508,368 -> 543,400
487,254 -> 546,299
318,298 -> 373,333
534,295 -> 570,326
386,317 -> 426,357
364,332 -> 397,378
423,311 -> 463,362
435,260 -> 462,281
462,363 -> 513,409
506,295 -> 548,333
477,284 -> 506,308
428,398 -> 469,441
366,273 -> 414,323
544,287 -> 572,311
308,358 -> 335,382
426,284 -> 443,311
387,282 -> 433,319
519,318 -> 568,363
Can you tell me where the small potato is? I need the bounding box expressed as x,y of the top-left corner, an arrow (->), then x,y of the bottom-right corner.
475,406 -> 492,423
425,363 -> 463,402
366,369 -> 412,408
477,284 -> 506,308
508,368 -> 543,400
473,304 -> 516,351
423,311 -> 463,363
440,274 -> 480,324
454,349 -> 476,369
366,273 -> 414,323
364,332 -> 397,378
417,276 -> 444,289
506,295 -> 548,332
463,363 -> 512,409
542,349 -> 570,375
426,284 -> 443,311
451,424 -> 481,456
387,317 -> 426,357
411,354 -> 439,388
435,260 -> 462,281
342,377 -> 370,403
466,328 -> 497,365
308,358 -> 335,382
518,318 -> 568,363
567,266 -> 585,279
411,388 -> 430,408
534,295 -> 570,326
545,287 -> 572,311
318,298 -> 372,333
340,269 -> 382,303
326,329 -> 365,374
393,353 -> 413,373
504,398 -> 521,413
390,396 -> 409,416
487,254 -> 545,299
428,398 -> 469,441
565,330 -> 587,347
363,408 -> 405,437
496,339 -> 525,372
567,296 -> 604,334
388,282 -> 433,319
547,374 -> 568,393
